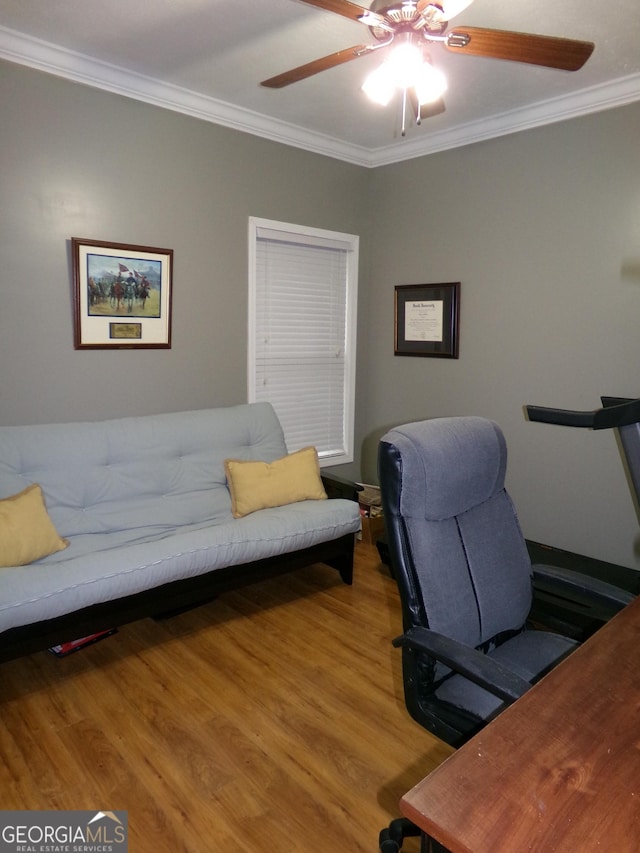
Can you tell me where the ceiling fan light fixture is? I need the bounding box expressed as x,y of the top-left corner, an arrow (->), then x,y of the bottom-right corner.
361,43 -> 423,105
414,61 -> 447,104
362,41 -> 446,108
361,62 -> 395,105
387,41 -> 424,87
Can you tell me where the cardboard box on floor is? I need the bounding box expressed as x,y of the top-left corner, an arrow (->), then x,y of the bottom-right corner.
358,484 -> 384,545
360,514 -> 385,545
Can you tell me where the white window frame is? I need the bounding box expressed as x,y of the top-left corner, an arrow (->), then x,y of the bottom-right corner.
248,217 -> 359,466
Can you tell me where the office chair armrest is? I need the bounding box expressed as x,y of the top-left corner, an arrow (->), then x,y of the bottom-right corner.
532,563 -> 635,611
393,626 -> 531,705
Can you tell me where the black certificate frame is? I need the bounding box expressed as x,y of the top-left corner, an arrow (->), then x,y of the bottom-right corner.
394,282 -> 460,358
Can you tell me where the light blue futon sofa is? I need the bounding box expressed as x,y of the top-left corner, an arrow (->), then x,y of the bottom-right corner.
0,402 -> 361,661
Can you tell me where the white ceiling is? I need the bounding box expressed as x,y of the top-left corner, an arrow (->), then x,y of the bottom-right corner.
1,0 -> 640,167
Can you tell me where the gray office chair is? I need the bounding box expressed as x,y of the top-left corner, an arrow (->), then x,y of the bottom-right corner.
377,416 -> 633,853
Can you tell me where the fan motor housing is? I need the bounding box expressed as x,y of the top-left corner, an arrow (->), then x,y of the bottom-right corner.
368,1 -> 447,41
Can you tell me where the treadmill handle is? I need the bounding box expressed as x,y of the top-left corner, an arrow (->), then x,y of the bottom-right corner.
526,397 -> 640,430
526,406 -> 595,428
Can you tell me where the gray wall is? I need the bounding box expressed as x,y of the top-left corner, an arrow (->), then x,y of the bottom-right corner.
3,58 -> 640,568
362,103 -> 640,568
0,60 -> 369,427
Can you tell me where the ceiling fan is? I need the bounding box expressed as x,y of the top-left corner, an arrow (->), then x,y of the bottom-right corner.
261,0 -> 594,132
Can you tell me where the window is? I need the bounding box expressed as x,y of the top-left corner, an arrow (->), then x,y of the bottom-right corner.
248,217 -> 359,466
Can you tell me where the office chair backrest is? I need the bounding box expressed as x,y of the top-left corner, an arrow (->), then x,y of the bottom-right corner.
379,417 -> 532,656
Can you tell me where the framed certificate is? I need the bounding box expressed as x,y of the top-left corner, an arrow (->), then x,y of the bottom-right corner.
394,282 -> 460,358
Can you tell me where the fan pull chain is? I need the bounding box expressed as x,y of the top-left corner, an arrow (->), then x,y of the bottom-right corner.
401,87 -> 407,137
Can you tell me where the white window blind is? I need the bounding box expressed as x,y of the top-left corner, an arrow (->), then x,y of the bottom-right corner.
248,218 -> 359,465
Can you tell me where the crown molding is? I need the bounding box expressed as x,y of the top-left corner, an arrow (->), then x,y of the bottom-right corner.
2,24 -> 640,169
0,25 -> 370,166
366,72 -> 640,166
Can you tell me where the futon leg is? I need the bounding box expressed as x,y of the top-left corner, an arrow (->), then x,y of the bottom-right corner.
338,561 -> 353,585
325,549 -> 354,585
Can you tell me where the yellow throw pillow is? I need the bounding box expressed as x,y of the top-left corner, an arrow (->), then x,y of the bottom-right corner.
0,484 -> 69,567
225,446 -> 327,518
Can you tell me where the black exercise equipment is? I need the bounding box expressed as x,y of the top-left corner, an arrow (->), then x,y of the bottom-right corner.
527,395 -> 640,511
525,396 -> 640,635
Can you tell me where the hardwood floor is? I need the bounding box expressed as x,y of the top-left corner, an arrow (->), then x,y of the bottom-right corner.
0,543 -> 453,852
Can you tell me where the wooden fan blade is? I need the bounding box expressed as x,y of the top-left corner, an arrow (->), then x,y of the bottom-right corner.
261,45 -> 368,88
445,27 -> 594,71
296,0 -> 372,24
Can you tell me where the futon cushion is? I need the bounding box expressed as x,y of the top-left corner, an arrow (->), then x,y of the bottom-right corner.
0,484 -> 69,567
225,447 -> 327,518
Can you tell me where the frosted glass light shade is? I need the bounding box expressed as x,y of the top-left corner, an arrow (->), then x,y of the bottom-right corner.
362,47 -> 447,107
361,63 -> 395,105
387,43 -> 424,89
414,63 -> 447,104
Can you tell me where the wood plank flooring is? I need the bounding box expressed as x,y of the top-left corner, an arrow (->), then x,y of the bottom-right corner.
0,543 -> 453,852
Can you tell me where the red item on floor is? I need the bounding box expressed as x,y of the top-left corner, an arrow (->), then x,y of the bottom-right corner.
49,629 -> 117,657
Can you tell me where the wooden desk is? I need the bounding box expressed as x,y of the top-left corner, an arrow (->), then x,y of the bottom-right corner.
400,595 -> 640,852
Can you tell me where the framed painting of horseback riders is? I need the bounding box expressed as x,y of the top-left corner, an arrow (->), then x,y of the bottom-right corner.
72,237 -> 173,349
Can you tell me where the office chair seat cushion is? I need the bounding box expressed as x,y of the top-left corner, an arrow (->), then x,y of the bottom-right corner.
435,629 -> 577,722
